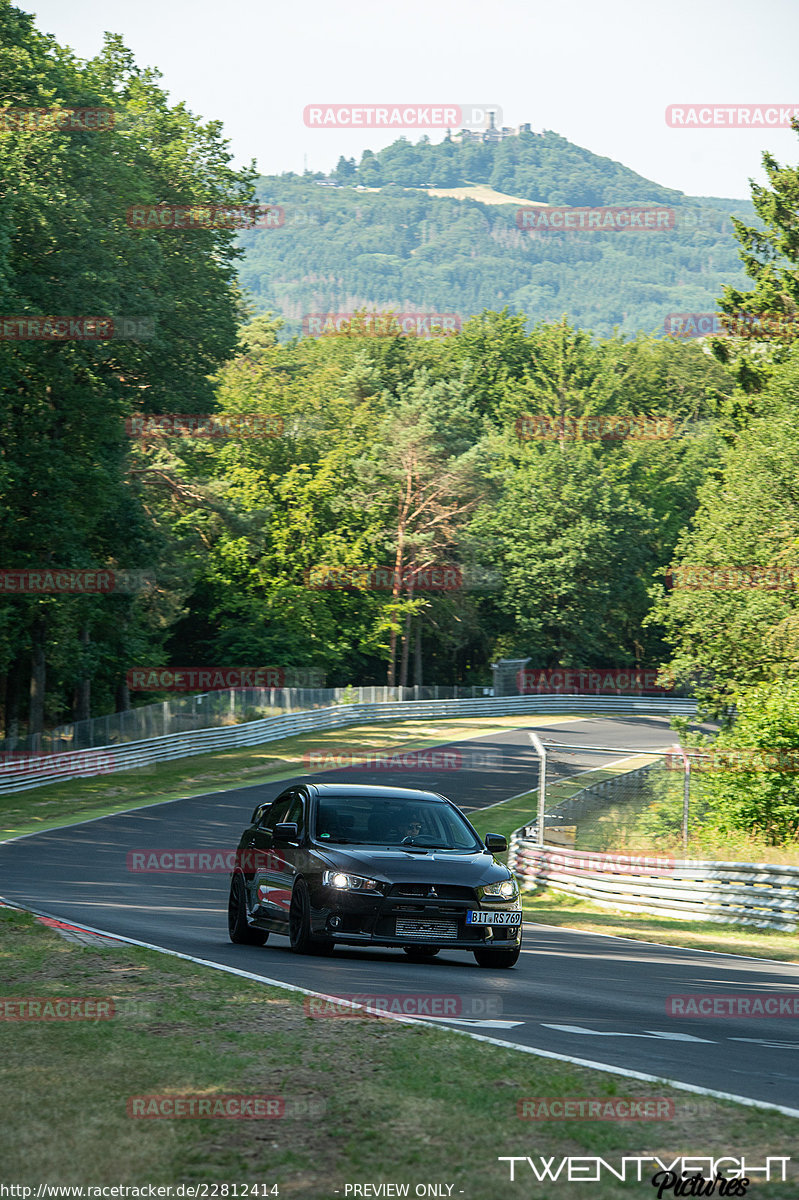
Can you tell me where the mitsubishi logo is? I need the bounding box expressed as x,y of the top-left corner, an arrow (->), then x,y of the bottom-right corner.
428,887 -> 438,898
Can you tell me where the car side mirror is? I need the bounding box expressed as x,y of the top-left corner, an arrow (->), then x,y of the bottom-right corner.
484,833 -> 507,853
273,822 -> 299,843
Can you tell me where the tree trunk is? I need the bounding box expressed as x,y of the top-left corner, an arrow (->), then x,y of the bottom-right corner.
387,463 -> 413,686
387,532 -> 406,688
74,626 -> 91,722
399,608 -> 412,688
413,621 -> 423,687
115,677 -> 130,713
387,623 -> 398,687
29,618 -> 46,739
4,661 -> 22,749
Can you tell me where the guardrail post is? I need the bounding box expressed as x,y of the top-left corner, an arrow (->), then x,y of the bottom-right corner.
526,730 -> 548,847
679,746 -> 691,852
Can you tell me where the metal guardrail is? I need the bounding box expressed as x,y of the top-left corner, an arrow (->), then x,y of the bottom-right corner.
508,762 -> 799,934
0,694 -> 695,795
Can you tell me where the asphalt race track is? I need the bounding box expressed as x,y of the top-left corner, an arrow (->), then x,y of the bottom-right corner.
2,715 -> 798,1112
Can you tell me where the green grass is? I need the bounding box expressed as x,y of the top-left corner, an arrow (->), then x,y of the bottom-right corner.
2,907 -> 797,1198
523,889 -> 799,963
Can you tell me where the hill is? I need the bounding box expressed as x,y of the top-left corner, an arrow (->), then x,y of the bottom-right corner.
238,130 -> 756,339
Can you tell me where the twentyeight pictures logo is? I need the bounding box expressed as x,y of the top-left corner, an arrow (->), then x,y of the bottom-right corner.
303,104 -> 501,130
498,1156 -> 789,1183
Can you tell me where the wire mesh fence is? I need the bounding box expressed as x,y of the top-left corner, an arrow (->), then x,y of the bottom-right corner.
0,684 -> 496,755
519,746 -> 676,851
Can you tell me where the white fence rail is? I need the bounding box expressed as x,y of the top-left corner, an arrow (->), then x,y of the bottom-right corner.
0,694 -> 695,796
508,839 -> 799,931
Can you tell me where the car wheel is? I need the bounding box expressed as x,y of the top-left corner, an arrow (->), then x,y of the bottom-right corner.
228,875 -> 268,946
289,880 -> 334,956
403,945 -> 440,960
473,946 -> 520,969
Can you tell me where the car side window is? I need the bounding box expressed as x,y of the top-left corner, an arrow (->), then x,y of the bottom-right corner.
259,795 -> 291,832
284,792 -> 305,835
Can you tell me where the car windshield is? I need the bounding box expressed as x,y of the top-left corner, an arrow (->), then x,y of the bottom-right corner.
313,795 -> 481,851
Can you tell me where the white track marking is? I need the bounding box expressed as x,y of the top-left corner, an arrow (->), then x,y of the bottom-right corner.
543,1023 -> 714,1042
4,896 -> 797,1118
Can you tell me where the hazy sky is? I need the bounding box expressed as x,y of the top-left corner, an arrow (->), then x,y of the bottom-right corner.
23,0 -> 799,199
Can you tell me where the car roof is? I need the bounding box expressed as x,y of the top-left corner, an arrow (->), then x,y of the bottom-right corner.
303,782 -> 448,803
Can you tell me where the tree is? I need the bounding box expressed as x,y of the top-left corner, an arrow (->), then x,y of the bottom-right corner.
0,5 -> 255,734
348,370 -> 481,685
649,354 -> 799,713
335,155 -> 356,181
711,118 -> 799,397
685,681 -> 799,844
469,440 -> 658,665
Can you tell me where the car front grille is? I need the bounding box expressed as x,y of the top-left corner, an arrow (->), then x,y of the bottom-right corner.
395,918 -> 459,940
389,884 -> 476,901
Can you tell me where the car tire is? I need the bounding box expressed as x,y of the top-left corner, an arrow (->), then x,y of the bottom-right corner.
289,880 -> 334,956
403,945 -> 440,960
473,946 -> 520,969
228,875 -> 268,946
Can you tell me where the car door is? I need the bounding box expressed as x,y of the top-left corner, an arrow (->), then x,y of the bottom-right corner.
249,792 -> 293,927
264,790 -> 306,930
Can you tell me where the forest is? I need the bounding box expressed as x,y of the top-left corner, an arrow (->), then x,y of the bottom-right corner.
239,132 -> 756,340
3,1 -> 799,841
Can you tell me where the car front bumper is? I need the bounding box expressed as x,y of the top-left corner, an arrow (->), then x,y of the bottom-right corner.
310,887 -> 522,948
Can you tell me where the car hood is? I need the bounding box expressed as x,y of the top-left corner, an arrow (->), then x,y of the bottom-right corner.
315,845 -> 509,887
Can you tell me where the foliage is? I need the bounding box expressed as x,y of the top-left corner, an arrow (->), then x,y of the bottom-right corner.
649,355 -> 799,712
676,682 -> 799,844
239,159 -> 755,341
0,3 -> 255,730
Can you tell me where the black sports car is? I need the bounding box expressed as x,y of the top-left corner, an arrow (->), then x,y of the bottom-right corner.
227,782 -> 522,968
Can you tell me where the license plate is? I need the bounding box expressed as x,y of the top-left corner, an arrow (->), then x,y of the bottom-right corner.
466,910 -> 522,926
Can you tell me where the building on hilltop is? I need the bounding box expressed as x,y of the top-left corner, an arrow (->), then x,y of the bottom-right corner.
448,112 -> 540,144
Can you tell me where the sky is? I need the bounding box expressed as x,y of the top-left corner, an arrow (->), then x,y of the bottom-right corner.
22,0 -> 799,200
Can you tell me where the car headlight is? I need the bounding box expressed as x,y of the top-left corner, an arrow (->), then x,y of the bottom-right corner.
479,877 -> 519,901
322,869 -> 382,892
